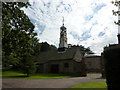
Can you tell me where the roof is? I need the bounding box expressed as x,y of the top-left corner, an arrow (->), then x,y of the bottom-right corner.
84,54 -> 101,58
109,44 -> 120,47
37,46 -> 83,63
60,25 -> 66,30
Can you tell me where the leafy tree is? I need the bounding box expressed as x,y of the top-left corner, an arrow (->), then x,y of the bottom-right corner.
40,42 -> 49,52
20,53 -> 36,77
40,42 -> 57,52
111,0 -> 120,25
2,2 -> 38,76
72,45 -> 94,55
32,38 -> 41,56
50,45 -> 57,49
84,47 -> 94,54
111,1 -> 120,44
78,45 -> 94,55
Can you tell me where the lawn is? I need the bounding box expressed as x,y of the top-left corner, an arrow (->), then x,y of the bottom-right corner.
2,68 -> 79,79
68,81 -> 107,89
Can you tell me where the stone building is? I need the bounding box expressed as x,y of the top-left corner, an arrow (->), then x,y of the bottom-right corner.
36,19 -> 102,76
84,54 -> 102,73
36,46 -> 86,76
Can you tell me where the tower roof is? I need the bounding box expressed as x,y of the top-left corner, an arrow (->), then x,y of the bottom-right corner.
60,25 -> 66,30
60,17 -> 66,30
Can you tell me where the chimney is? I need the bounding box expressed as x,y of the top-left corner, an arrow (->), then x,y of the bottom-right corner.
117,34 -> 120,44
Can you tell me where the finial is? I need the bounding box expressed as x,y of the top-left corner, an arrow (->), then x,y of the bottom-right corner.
62,16 -> 64,26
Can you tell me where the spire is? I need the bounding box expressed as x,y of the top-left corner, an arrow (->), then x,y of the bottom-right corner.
62,16 -> 64,26
60,16 -> 66,30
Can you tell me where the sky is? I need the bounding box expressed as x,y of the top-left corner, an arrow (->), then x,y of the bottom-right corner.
22,0 -> 118,55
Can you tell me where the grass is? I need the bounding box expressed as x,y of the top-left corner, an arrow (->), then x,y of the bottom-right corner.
2,67 -> 79,79
68,81 -> 107,89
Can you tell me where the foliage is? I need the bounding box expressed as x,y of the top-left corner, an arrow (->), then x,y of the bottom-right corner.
21,62 -> 36,77
32,39 -> 41,56
103,45 -> 120,89
70,45 -> 94,55
111,0 -> 120,25
72,45 -> 94,55
40,42 -> 57,52
2,2 -> 58,76
2,2 -> 39,76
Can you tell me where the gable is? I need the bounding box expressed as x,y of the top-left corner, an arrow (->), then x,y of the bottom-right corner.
73,47 -> 83,62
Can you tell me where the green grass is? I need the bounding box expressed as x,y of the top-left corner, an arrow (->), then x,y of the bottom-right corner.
69,81 -> 107,89
2,68 -> 79,79
0,68 -> 2,78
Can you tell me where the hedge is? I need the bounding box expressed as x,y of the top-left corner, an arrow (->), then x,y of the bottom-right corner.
103,45 -> 120,89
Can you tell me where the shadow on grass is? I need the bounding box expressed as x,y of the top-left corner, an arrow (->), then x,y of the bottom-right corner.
2,75 -> 28,79
34,73 -> 82,77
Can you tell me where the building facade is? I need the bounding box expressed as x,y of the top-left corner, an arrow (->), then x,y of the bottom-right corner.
36,46 -> 86,76
36,20 -> 103,76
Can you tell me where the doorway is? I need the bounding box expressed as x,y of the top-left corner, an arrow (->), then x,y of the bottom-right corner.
50,64 -> 59,73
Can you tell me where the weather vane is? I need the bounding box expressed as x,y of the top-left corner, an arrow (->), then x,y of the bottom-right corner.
62,16 -> 64,26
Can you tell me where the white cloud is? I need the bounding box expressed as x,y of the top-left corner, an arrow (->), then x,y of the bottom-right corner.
22,0 -> 118,55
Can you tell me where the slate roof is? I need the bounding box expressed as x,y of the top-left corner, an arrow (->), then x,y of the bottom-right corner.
84,54 -> 101,58
37,46 -> 83,63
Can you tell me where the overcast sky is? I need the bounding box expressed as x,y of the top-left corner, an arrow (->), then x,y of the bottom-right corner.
22,0 -> 118,55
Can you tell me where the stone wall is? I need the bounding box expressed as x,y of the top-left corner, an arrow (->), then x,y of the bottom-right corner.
73,60 -> 86,76
84,56 -> 101,73
44,60 -> 74,73
38,59 -> 86,76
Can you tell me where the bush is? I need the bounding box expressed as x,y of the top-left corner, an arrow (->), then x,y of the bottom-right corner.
103,45 -> 120,89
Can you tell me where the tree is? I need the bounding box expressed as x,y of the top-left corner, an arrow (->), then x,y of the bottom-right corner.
2,2 -> 38,76
103,1 -> 120,89
85,47 -> 94,54
20,53 -> 36,77
79,45 -> 94,55
111,0 -> 120,25
40,42 -> 57,52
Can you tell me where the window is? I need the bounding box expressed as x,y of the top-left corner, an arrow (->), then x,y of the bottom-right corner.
65,39 -> 67,42
64,63 -> 69,68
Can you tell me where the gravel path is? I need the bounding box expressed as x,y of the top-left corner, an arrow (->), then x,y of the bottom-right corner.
2,74 -> 106,88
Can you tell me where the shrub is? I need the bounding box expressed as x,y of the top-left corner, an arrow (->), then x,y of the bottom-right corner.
103,45 -> 120,89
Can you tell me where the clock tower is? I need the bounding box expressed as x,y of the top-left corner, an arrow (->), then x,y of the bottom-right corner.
59,17 -> 68,50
